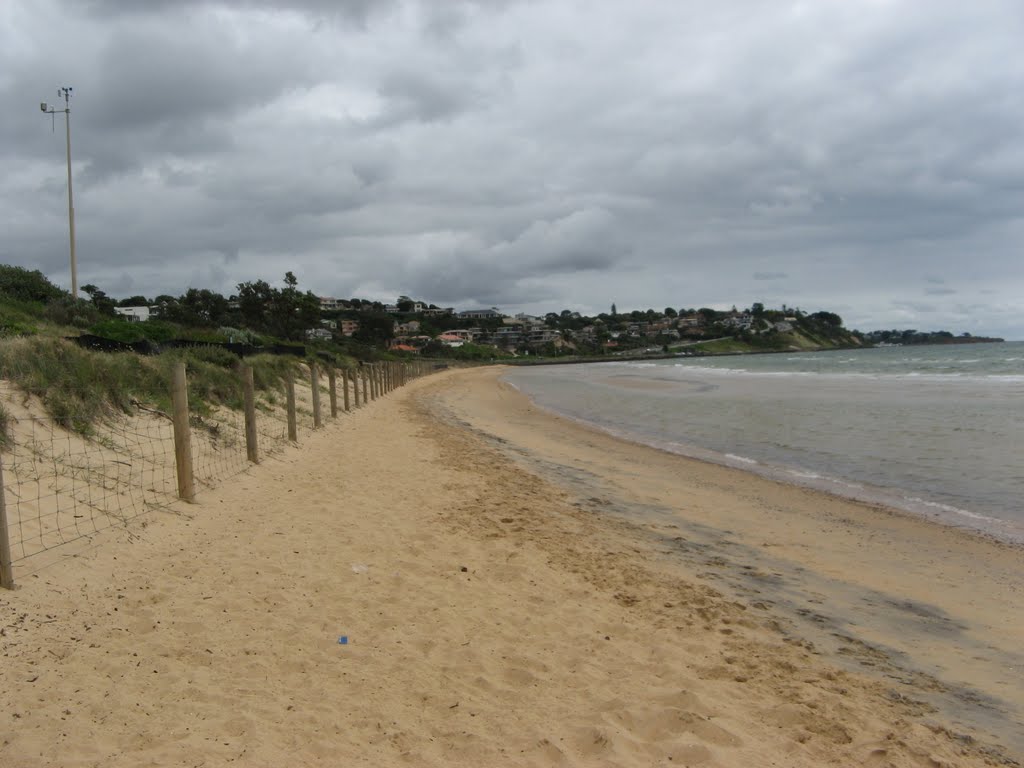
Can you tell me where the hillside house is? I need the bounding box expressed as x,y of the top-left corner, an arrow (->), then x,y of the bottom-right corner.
389,343 -> 419,353
527,328 -> 561,344
458,307 -> 503,320
442,329 -> 476,341
318,297 -> 350,311
114,306 -> 151,322
438,333 -> 467,347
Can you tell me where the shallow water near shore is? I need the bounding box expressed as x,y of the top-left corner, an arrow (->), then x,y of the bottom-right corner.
504,342 -> 1024,543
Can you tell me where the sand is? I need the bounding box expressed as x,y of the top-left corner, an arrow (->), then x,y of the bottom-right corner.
1,365 -> 1020,767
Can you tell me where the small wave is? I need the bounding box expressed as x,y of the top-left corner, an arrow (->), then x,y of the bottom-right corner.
725,453 -> 758,465
671,365 -> 749,375
787,469 -> 822,479
903,496 -> 999,523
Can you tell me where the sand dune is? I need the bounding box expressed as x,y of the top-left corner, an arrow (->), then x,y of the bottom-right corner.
1,366 -> 1019,766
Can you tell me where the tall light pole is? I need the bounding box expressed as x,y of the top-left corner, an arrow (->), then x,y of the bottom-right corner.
40,86 -> 77,299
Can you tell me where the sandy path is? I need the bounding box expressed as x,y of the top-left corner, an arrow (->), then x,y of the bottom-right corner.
1,367 -> 1018,766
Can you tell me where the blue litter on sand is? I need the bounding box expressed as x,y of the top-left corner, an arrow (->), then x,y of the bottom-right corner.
338,636 -> 349,645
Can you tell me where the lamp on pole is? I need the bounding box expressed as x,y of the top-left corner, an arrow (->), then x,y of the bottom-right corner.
40,86 -> 77,299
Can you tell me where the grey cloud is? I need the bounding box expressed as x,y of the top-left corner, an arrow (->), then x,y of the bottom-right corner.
80,0 -> 390,23
371,70 -> 481,127
393,208 -> 625,306
3,0 -> 1024,338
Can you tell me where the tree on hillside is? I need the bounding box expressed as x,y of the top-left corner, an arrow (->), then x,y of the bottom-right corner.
397,296 -> 414,312
117,295 -> 151,307
81,284 -> 116,316
697,307 -> 718,324
177,288 -> 231,326
236,272 -> 320,340
664,307 -> 677,318
808,311 -> 842,327
0,265 -> 68,303
353,311 -> 394,345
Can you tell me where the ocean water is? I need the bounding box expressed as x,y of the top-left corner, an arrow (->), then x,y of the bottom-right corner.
503,342 -> 1024,544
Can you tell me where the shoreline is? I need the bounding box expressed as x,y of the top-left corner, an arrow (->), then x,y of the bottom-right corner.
501,350 -> 1024,547
506,374 -> 1024,549
2,367 -> 1020,765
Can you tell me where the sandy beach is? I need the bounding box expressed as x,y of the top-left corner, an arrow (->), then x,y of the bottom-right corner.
1,365 -> 1021,767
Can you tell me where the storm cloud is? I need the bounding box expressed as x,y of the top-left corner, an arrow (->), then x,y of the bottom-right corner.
2,0 -> 1023,337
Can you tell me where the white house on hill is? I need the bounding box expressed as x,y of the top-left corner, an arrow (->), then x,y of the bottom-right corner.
115,306 -> 151,322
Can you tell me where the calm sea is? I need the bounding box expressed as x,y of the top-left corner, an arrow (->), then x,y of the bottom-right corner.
503,342 -> 1024,544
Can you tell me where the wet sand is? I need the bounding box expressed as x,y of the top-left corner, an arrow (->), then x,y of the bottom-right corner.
1,366 -> 1020,766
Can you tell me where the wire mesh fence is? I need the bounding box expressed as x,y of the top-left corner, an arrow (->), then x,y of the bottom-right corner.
0,359 -> 431,586
2,412 -> 177,564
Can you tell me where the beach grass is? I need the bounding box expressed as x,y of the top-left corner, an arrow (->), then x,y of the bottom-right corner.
0,336 -> 334,437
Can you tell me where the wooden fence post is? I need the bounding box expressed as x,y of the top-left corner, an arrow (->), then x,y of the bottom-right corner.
0,456 -> 15,590
362,367 -> 370,403
242,364 -> 259,464
342,369 -> 351,412
328,368 -> 338,418
171,361 -> 196,503
310,363 -> 322,428
286,374 -> 298,442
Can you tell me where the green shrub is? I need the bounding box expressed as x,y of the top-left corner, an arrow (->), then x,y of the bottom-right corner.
0,303 -> 40,337
42,296 -> 104,328
218,326 -> 260,345
87,318 -> 179,343
175,328 -> 230,343
0,265 -> 67,303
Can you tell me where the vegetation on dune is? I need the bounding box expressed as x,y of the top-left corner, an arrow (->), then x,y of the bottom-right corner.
0,265 -> 364,440
0,336 -> 308,438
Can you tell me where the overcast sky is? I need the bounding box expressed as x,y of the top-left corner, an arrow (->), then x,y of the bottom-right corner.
3,1 -> 1024,337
